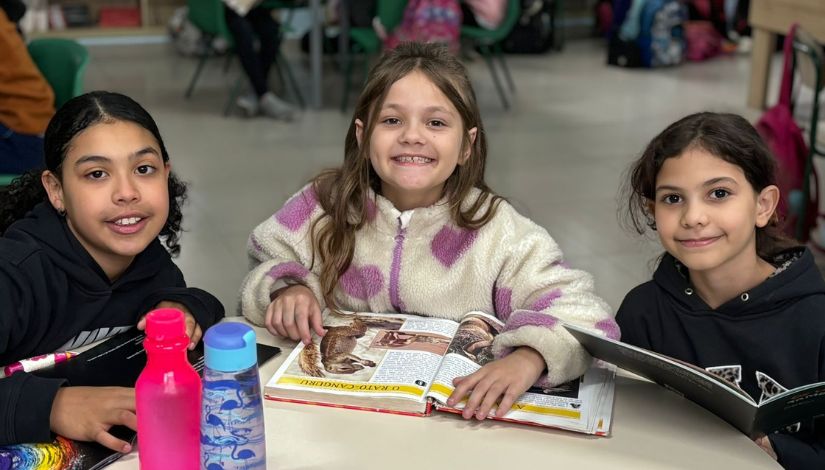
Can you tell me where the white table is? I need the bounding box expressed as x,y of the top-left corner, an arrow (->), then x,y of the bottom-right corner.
110,321 -> 781,469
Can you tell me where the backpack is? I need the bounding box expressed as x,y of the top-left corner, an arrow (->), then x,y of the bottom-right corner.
383,0 -> 462,54
756,24 -> 817,241
686,0 -> 726,36
684,20 -> 722,61
501,0 -> 556,54
608,0 -> 686,68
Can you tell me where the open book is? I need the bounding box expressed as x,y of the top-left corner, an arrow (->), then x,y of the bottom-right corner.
0,327 -> 280,470
265,310 -> 615,435
564,323 -> 825,438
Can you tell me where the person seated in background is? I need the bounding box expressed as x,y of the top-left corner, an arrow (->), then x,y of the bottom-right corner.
0,7 -> 53,174
224,2 -> 296,121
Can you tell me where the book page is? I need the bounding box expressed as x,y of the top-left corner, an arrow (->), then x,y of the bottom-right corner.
428,311 -> 503,399
266,311 -> 458,403
425,312 -> 614,434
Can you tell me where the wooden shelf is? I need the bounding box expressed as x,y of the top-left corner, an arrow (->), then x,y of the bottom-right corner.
30,25 -> 165,39
26,0 -> 181,39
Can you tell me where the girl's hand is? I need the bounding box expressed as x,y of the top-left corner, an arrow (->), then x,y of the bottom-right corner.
50,386 -> 137,452
137,301 -> 202,350
446,347 -> 545,420
265,285 -> 325,344
754,435 -> 778,460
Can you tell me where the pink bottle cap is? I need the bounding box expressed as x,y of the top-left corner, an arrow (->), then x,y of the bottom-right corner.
145,308 -> 186,341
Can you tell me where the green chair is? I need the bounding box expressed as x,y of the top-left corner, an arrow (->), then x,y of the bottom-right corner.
340,0 -> 407,112
0,174 -> 18,187
27,38 -> 89,109
792,27 -> 825,241
460,0 -> 520,110
185,0 -> 305,114
3,39 -> 88,188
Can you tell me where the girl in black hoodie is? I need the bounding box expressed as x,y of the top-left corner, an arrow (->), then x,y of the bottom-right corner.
0,92 -> 223,451
617,112 -> 824,469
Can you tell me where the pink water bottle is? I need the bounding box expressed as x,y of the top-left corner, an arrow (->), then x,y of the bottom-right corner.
135,308 -> 201,470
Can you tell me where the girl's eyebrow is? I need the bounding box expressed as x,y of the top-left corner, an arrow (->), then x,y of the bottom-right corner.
74,147 -> 160,167
702,176 -> 738,187
655,177 -> 738,193
381,103 -> 453,115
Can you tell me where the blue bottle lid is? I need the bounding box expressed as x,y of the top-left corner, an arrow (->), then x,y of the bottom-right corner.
203,322 -> 257,372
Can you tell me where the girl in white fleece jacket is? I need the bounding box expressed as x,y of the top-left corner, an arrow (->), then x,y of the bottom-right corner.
240,42 -> 617,421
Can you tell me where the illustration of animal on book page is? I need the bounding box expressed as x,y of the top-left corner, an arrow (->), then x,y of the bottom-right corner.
284,311 -> 452,382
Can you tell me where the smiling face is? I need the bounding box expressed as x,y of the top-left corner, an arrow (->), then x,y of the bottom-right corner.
651,148 -> 778,277
356,70 -> 477,211
42,120 -> 171,280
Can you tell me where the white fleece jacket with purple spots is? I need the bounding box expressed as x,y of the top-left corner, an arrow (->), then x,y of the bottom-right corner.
240,185 -> 618,386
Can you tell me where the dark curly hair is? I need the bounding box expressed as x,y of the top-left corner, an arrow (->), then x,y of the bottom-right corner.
0,91 -> 187,256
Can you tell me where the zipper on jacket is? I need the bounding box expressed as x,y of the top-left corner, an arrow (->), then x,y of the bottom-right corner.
389,212 -> 412,312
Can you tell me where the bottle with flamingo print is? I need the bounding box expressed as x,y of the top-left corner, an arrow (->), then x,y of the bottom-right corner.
135,308 -> 201,470
200,322 -> 266,469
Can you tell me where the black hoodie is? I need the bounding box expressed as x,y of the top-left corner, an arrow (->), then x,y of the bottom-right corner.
0,203 -> 224,444
616,248 -> 825,470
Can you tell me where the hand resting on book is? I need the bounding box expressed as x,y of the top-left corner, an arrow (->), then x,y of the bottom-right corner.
447,346 -> 545,420
49,386 -> 137,453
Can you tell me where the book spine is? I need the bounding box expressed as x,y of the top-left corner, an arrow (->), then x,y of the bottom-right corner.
264,394 -> 432,417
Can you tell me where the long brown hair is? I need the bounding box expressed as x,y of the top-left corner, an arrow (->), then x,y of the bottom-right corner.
622,112 -> 798,261
311,42 -> 503,310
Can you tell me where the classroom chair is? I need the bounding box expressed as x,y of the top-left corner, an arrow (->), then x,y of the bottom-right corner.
460,0 -> 520,110
340,0 -> 407,112
1,39 -> 89,188
27,38 -> 89,109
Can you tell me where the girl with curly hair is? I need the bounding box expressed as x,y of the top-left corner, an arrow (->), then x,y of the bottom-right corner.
0,91 -> 223,452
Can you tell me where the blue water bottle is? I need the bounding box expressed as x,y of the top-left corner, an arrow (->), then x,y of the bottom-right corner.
200,323 -> 266,469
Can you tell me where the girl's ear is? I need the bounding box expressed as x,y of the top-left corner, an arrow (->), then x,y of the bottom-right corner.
355,119 -> 365,149
755,185 -> 780,228
41,170 -> 65,213
645,199 -> 657,230
460,127 -> 478,165
645,199 -> 655,218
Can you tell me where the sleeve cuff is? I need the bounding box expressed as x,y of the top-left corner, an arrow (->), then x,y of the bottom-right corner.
769,432 -> 825,469
7,374 -> 66,444
492,310 -> 591,386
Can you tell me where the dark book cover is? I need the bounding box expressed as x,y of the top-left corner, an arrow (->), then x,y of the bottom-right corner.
565,323 -> 825,437
0,327 -> 280,470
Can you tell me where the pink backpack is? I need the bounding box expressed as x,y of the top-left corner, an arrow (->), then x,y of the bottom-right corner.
383,0 -> 462,54
756,23 -> 818,241
684,20 -> 721,61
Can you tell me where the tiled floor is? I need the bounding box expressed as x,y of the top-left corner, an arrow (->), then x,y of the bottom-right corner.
81,38 -> 780,315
